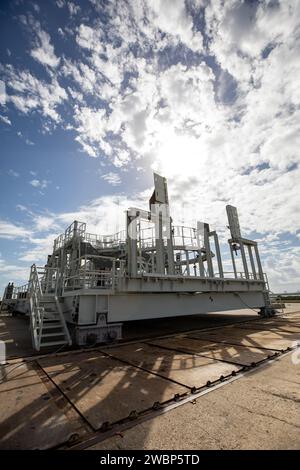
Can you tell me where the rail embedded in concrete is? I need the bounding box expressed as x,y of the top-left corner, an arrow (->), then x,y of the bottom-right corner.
0,309 -> 299,450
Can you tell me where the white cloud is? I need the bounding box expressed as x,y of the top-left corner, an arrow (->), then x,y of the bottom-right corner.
0,255 -> 30,294
29,179 -> 49,190
76,24 -> 104,53
101,172 -> 121,186
0,114 -> 11,125
8,169 -> 20,178
32,3 -> 40,13
68,2 -> 80,16
33,215 -> 57,232
74,136 -> 97,157
56,0 -> 65,8
4,67 -> 67,123
0,80 -> 6,105
62,59 -> 98,94
30,21 -> 60,68
73,106 -> 108,156
146,0 -> 203,52
19,234 -> 56,263
0,220 -> 30,240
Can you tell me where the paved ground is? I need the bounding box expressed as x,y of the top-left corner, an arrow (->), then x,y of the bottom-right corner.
0,304 -> 299,450
89,352 -> 300,450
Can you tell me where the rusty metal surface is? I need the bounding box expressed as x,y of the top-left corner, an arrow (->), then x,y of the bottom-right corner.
100,342 -> 240,388
0,362 -> 79,450
148,336 -> 277,366
188,326 -> 300,350
39,351 -> 188,430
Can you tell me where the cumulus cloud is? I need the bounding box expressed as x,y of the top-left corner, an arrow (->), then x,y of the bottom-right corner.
2,66 -> 67,123
31,24 -> 60,68
76,24 -> 104,53
146,0 -> 204,52
29,179 -> 49,190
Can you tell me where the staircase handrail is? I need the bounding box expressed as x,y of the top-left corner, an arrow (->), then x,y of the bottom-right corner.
28,264 -> 44,350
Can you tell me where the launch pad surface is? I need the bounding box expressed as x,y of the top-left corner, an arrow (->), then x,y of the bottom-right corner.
1,305 -> 299,450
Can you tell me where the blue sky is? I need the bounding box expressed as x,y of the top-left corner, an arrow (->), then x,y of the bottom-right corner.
0,0 -> 300,294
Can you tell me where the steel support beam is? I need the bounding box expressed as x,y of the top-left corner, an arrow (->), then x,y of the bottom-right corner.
204,223 -> 214,278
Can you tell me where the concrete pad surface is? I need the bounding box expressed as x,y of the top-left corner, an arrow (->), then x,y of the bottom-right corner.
100,342 -> 240,388
0,362 -> 79,449
39,351 -> 189,430
89,352 -> 300,450
148,336 -> 277,366
189,327 -> 299,351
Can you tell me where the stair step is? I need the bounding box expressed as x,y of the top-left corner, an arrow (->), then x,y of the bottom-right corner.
40,340 -> 69,347
43,320 -> 60,323
41,332 -> 66,338
37,324 -> 64,330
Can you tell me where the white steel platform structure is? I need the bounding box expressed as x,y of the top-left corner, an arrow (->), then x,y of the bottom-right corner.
2,173 -> 275,350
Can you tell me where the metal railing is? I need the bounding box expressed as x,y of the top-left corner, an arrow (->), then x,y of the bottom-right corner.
53,219 -> 205,254
221,271 -> 266,282
28,264 -> 44,350
62,255 -> 125,292
28,264 -> 72,351
40,266 -> 60,295
64,270 -> 114,291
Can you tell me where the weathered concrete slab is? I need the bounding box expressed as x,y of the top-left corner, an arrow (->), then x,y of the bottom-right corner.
277,317 -> 300,324
243,318 -> 300,328
0,362 -> 79,449
90,351 -> 300,450
188,326 -> 300,351
235,322 -> 300,334
39,351 -> 188,430
148,336 -> 277,366
100,343 -> 240,388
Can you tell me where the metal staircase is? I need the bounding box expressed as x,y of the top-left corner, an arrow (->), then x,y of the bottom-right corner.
28,264 -> 72,351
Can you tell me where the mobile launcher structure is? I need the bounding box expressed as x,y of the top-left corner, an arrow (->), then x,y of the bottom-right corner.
2,174 -> 275,351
